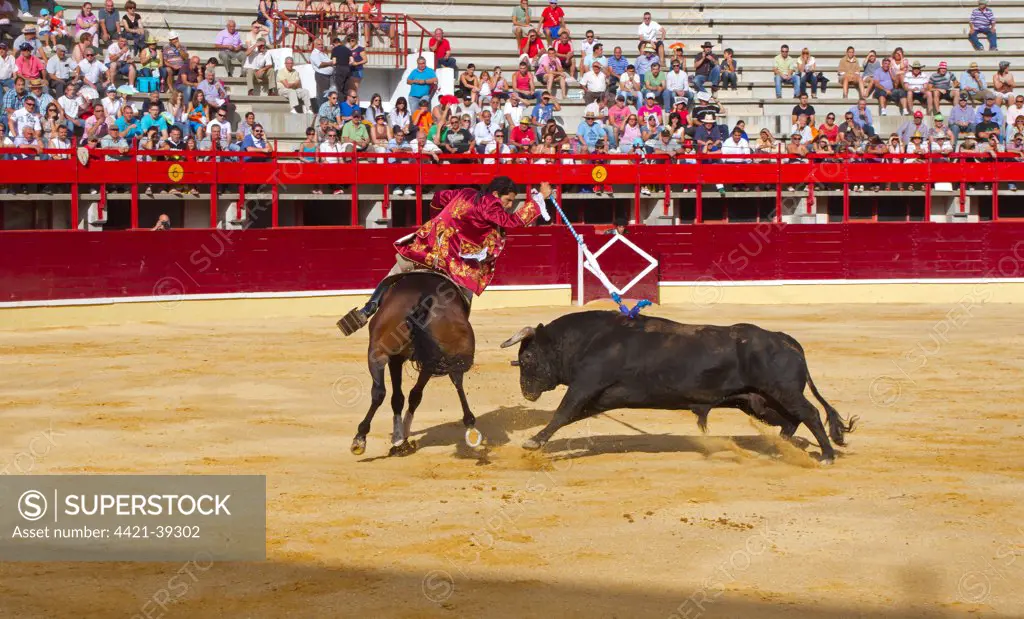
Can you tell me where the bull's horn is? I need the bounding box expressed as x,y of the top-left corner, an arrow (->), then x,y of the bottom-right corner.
500,326 -> 536,348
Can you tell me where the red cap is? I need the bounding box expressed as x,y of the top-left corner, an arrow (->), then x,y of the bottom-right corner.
913,110 -> 923,118
938,61 -> 948,69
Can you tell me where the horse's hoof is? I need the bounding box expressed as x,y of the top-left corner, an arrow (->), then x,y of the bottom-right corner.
389,440 -> 417,457
819,456 -> 835,466
522,438 -> 543,451
351,437 -> 366,456
464,427 -> 483,448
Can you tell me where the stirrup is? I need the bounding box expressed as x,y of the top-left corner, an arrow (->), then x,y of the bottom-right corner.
337,308 -> 368,336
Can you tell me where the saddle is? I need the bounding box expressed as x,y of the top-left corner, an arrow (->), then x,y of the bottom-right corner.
383,270 -> 473,314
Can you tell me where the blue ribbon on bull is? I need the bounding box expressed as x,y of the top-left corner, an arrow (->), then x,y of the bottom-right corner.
546,194 -> 652,319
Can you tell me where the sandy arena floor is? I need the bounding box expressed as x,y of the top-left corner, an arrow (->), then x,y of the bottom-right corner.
0,302 -> 1022,618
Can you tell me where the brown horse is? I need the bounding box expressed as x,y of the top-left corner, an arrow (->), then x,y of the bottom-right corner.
349,271 -> 482,456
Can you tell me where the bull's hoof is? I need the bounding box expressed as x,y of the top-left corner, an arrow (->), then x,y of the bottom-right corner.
389,440 -> 417,457
350,437 -> 366,456
464,427 -> 483,448
522,438 -> 544,451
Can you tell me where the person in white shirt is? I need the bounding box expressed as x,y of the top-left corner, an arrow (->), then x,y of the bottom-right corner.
243,38 -> 276,96
636,12 -> 665,64
0,43 -> 18,84
206,104 -> 231,134
100,85 -> 123,117
1006,95 -> 1024,129
503,93 -> 525,126
77,47 -> 106,99
45,44 -> 76,94
578,29 -> 600,76
721,126 -> 751,162
664,60 -> 690,107
105,34 -> 136,87
579,61 -> 607,104
472,109 -> 496,152
316,128 -> 345,194
9,95 -> 41,138
791,114 -> 814,145
48,123 -> 72,158
309,37 -> 334,102
483,130 -> 512,164
57,82 -> 86,133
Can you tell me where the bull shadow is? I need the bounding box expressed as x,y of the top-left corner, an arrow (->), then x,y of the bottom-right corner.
542,431 -> 821,462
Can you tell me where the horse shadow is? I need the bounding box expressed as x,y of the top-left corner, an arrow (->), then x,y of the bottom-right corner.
409,405 -> 552,449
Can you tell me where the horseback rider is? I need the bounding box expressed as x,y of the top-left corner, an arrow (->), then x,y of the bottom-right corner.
338,176 -> 554,335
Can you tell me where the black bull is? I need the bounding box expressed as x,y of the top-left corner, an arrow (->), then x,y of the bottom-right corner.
500,311 -> 857,463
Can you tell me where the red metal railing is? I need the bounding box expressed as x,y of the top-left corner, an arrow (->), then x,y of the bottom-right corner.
1,147 -> 1022,230
275,9 -> 429,69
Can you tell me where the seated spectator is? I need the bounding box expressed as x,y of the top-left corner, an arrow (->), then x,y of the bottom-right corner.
198,70 -> 233,117
791,114 -> 814,145
8,93 -> 40,138
637,11 -> 665,64
162,31 -> 188,94
116,103 -> 141,140
277,57 -> 312,114
244,38 -> 275,96
638,92 -> 662,124
15,42 -> 45,84
583,42 -> 607,72
241,122 -> 272,161
473,108 -> 496,152
721,125 -> 751,163
578,29 -> 600,77
643,62 -> 671,111
903,61 -> 929,113
536,47 -> 567,99
511,0 -> 533,44
13,24 -> 43,58
871,57 -> 905,115
0,2 -> 15,43
798,48 -> 824,98
898,110 -> 931,143
949,93 -> 976,142
540,116 -> 566,148
929,131 -> 954,157
138,36 -> 166,88
541,0 -> 565,44
106,33 -> 136,88
428,27 -> 456,70
82,102 -> 111,143
720,48 -> 738,91
641,112 -> 662,141
579,60 -> 607,104
412,98 -> 433,134
616,63 -> 641,105
99,122 -> 130,161
968,0 -> 997,52
860,50 -> 880,98
791,93 -> 815,127
554,30 -> 575,79
215,20 -> 245,78
100,83 -> 122,117
931,113 -> 954,143
121,1 -> 146,52
575,110 -> 604,152
926,62 -> 959,115
975,109 -> 1000,140
46,44 -> 76,95
518,29 -> 545,69
369,111 -> 390,152
959,62 -> 990,103
318,129 -> 345,193
151,214 -> 171,230
455,63 -> 481,102
509,116 -> 535,151
838,46 -> 862,98
974,93 -> 1004,128
340,109 -> 370,151
690,91 -> 720,129
341,89 -> 361,122
889,47 -> 909,91
1007,95 -> 1024,129
772,44 -> 800,99
77,46 -> 107,99
77,3 -> 99,41
483,129 -> 511,164
531,90 -> 559,125
993,61 -> 1016,106
755,128 -> 779,157
635,43 -> 658,87
318,89 -> 342,129
140,102 -> 169,138
26,77 -> 52,112
818,112 -> 839,143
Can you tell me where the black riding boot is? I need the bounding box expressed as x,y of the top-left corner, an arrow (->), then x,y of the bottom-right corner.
337,279 -> 390,336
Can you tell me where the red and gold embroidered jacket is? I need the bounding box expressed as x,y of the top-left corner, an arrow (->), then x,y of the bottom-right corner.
395,187 -> 544,295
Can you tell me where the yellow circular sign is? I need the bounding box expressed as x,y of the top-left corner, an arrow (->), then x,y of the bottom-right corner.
591,165 -> 608,183
168,164 -> 184,183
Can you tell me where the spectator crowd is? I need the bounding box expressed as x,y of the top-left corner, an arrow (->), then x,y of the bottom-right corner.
0,0 -> 1022,197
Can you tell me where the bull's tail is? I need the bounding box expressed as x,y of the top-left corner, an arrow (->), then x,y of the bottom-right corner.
781,333 -> 858,446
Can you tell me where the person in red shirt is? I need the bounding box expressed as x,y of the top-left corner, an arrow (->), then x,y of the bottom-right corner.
428,27 -> 456,70
509,116 -> 537,150
553,29 -> 575,78
518,29 -> 545,69
540,0 -> 566,44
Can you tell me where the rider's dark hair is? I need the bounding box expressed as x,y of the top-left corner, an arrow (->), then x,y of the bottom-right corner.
482,176 -> 518,197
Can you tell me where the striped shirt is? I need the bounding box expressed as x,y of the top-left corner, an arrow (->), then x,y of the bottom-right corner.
970,8 -> 996,31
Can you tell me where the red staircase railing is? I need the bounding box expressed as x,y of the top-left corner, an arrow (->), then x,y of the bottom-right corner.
274,8 -> 431,69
